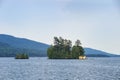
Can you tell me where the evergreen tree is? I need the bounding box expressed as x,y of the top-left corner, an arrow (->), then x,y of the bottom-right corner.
47,37 -> 85,59
72,40 -> 85,59
15,53 -> 29,59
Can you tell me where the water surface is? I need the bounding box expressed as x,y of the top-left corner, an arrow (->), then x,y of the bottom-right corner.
0,57 -> 120,80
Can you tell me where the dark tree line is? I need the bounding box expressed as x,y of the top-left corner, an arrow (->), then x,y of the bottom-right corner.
15,53 -> 29,59
47,37 -> 85,59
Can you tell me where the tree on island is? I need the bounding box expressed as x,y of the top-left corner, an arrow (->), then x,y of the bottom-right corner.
47,37 -> 85,59
15,53 -> 29,59
72,40 -> 85,59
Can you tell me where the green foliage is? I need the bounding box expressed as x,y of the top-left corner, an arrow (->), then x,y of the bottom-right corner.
47,37 -> 85,59
72,46 -> 84,59
15,53 -> 29,59
47,46 -> 54,59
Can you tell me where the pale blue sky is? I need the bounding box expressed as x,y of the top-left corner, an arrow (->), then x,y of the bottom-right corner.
0,0 -> 120,54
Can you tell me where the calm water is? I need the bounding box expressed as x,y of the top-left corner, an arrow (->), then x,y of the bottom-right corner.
0,57 -> 120,80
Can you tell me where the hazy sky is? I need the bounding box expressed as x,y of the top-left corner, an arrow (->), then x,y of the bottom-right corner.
0,0 -> 120,54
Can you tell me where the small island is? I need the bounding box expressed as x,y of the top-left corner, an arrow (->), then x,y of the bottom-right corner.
15,53 -> 29,59
47,37 -> 86,59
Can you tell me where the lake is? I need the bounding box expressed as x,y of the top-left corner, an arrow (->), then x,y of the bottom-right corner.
0,57 -> 120,80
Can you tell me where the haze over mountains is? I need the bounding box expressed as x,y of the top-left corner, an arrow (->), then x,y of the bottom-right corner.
0,34 -> 118,57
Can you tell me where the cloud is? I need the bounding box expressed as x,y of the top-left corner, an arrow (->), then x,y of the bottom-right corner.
114,0 -> 120,12
62,0 -> 115,14
0,0 -> 120,54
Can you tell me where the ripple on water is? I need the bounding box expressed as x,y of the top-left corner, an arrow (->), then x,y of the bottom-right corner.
0,57 -> 120,80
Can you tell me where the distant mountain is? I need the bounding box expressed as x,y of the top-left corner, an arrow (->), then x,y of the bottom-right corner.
0,34 -> 49,57
0,34 -> 49,50
0,34 -> 119,57
84,48 -> 119,57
